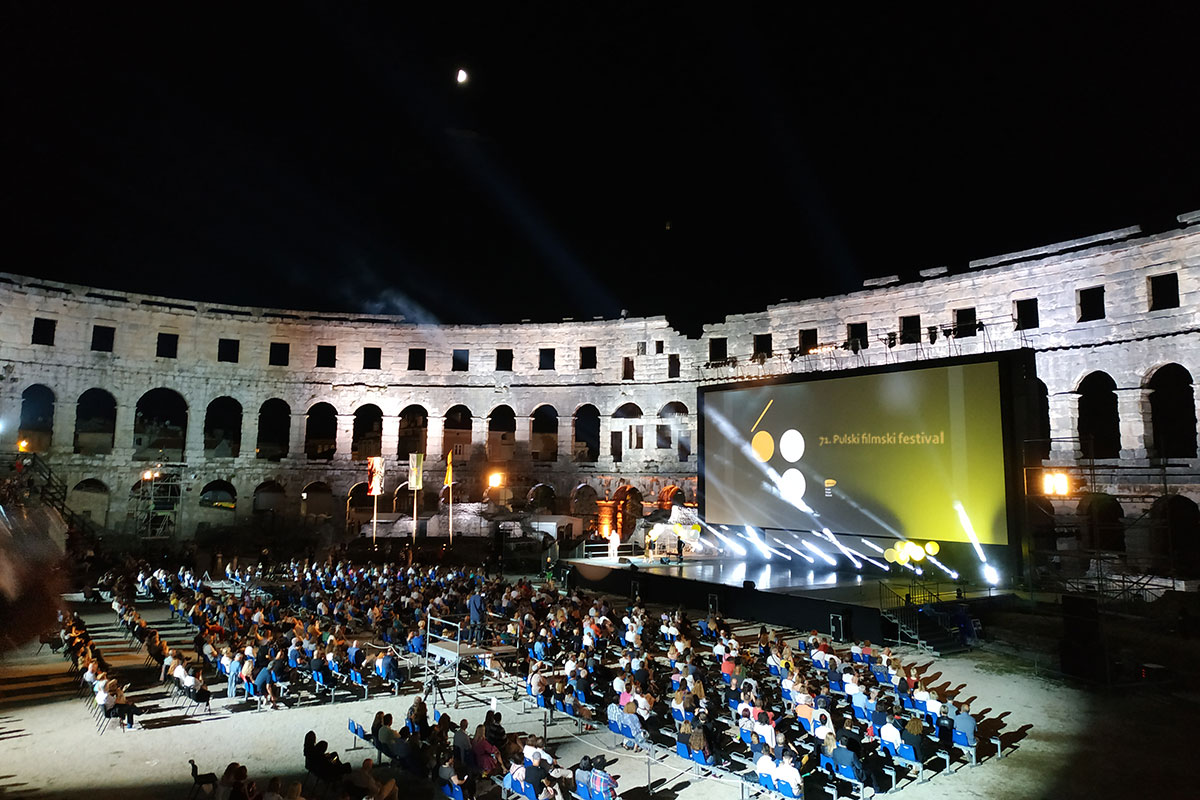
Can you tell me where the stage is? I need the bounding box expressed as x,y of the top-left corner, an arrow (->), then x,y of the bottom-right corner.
562,553 -> 1009,646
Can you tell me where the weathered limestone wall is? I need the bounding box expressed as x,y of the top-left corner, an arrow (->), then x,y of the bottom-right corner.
2,213 -> 1198,540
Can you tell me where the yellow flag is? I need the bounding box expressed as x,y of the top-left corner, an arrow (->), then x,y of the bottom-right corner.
444,451 -> 453,486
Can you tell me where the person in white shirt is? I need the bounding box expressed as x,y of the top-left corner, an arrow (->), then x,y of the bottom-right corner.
774,751 -> 803,794
612,674 -> 626,695
880,715 -> 903,748
755,753 -> 777,781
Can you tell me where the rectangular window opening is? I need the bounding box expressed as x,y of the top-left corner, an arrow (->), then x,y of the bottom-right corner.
362,347 -> 382,370
269,341 -> 290,366
90,325 -> 115,353
538,348 -> 555,370
1149,273 -> 1180,311
31,317 -> 56,346
1014,298 -> 1040,330
899,315 -> 921,345
579,346 -> 597,370
496,349 -> 514,372
709,337 -> 728,362
157,332 -> 179,359
316,345 -> 337,368
799,328 -> 818,354
452,349 -> 469,372
217,338 -> 240,363
1078,285 -> 1105,322
408,348 -> 426,371
954,307 -> 978,338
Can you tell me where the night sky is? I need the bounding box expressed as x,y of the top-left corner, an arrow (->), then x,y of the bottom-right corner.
4,5 -> 1198,335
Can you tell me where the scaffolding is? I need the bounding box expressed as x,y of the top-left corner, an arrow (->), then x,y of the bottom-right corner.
132,463 -> 184,540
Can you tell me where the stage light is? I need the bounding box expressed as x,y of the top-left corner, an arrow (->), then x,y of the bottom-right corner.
17,439 -> 29,452
783,542 -> 815,563
1042,471 -> 1070,496
926,555 -> 958,580
884,548 -> 897,563
953,501 -> 988,563
142,470 -> 154,481
745,527 -> 773,559
860,538 -> 886,554
488,472 -> 504,488
802,539 -> 837,566
924,541 -> 940,556
983,564 -> 1000,585
821,528 -> 861,569
907,542 -> 925,562
456,68 -> 469,84
895,549 -> 909,565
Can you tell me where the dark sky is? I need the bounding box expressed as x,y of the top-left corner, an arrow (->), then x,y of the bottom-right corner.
4,5 -> 1198,334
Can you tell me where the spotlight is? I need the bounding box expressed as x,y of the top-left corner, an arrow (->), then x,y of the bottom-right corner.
927,326 -> 938,344
983,564 -> 1000,585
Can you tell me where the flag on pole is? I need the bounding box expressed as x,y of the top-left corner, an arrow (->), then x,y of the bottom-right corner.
409,453 -> 424,490
366,457 -> 385,496
444,451 -> 453,486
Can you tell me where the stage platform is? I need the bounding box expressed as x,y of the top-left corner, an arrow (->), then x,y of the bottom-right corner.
563,554 -> 1010,646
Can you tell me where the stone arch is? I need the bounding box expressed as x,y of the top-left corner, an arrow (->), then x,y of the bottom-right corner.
346,481 -> 384,518
18,384 -> 55,453
1147,363 -> 1197,460
443,404 -> 472,460
134,388 -> 188,461
75,388 -> 117,456
203,397 -> 243,458
301,481 -> 335,518
611,403 -> 644,463
68,478 -> 110,527
487,405 -> 516,461
252,480 -> 287,514
657,401 -> 691,461
1149,494 -> 1200,577
198,480 -> 237,510
658,484 -> 687,509
1076,371 -> 1120,459
570,483 -> 600,517
256,399 -> 290,461
612,484 -> 644,538
527,483 -> 557,512
531,404 -> 559,462
352,404 -> 383,459
1076,491 -> 1125,551
397,404 -> 428,457
572,404 -> 600,463
305,402 -> 337,461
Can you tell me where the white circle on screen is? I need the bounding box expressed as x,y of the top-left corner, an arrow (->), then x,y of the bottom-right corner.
780,429 -> 805,462
780,468 -> 806,504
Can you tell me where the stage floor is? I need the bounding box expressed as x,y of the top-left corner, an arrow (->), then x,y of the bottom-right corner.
564,554 -> 888,605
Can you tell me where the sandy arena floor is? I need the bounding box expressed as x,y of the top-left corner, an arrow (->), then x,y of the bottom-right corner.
0,595 -> 1190,800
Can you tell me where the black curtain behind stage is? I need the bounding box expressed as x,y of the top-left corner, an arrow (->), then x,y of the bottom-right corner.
568,563 -> 885,643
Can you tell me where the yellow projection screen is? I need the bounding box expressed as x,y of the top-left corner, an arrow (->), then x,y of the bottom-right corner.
700,357 -> 1018,546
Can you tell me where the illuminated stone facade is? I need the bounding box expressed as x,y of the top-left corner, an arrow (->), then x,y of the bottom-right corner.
2,211 -> 1198,555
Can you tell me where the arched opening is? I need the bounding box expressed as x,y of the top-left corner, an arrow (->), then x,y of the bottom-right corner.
527,483 -> 557,513
658,401 -> 691,462
257,399 -> 291,461
397,405 -> 428,458
611,403 -> 644,463
1076,491 -> 1124,551
1149,494 -> 1200,577
75,388 -> 117,456
68,478 -> 110,527
570,483 -> 599,516
658,485 -> 687,510
203,397 -> 243,458
352,404 -> 383,460
531,405 -> 559,462
488,405 -> 516,461
198,480 -> 237,510
1148,363 -> 1197,460
134,388 -> 188,461
305,402 -> 337,461
18,384 -> 55,453
611,484 -> 644,538
443,405 -> 472,461
127,472 -> 182,537
346,481 -> 384,524
252,480 -> 287,515
1077,372 -> 1120,460
573,405 -> 600,463
301,481 -> 334,518
1028,379 -> 1051,462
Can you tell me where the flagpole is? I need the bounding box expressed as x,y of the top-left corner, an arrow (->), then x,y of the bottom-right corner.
449,471 -> 454,545
413,482 -> 418,546
372,493 -> 378,548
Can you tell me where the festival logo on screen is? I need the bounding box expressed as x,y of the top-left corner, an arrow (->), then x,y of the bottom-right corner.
747,398 -> 818,509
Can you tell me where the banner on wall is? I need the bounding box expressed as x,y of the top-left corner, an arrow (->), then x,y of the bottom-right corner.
366,456 -> 385,496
